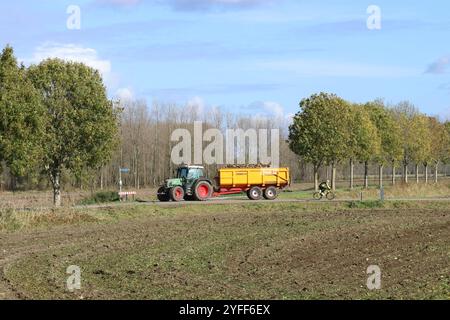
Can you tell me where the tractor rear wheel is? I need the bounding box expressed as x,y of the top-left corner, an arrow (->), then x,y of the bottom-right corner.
247,186 -> 262,200
194,181 -> 212,201
157,187 -> 170,202
170,186 -> 184,202
263,186 -> 278,200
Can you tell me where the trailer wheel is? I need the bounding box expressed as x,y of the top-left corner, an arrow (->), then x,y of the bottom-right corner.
157,187 -> 170,202
247,186 -> 262,200
263,186 -> 278,200
194,181 -> 212,201
170,186 -> 184,202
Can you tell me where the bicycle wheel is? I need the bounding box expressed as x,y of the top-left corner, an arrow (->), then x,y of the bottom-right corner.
326,191 -> 336,200
313,192 -> 323,200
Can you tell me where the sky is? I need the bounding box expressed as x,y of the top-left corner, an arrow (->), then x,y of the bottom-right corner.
1,0 -> 449,121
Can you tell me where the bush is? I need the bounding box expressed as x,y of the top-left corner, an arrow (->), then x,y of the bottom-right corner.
79,191 -> 120,205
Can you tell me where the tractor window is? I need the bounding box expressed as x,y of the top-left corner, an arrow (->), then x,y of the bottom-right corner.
177,168 -> 189,179
187,168 -> 203,179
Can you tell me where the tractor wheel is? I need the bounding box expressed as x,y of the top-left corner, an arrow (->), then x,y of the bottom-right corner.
157,187 -> 170,202
247,186 -> 262,200
170,186 -> 184,202
193,181 -> 212,201
263,186 -> 278,200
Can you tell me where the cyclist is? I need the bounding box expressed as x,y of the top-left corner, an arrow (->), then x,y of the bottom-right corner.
319,180 -> 331,196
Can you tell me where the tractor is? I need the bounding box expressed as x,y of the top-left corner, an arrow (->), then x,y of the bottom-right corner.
157,165 -> 214,202
157,165 -> 290,202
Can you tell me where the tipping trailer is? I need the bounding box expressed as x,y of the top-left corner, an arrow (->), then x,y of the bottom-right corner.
157,165 -> 290,202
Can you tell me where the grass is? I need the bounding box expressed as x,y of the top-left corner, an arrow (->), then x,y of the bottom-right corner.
1,200 -> 450,232
279,181 -> 450,201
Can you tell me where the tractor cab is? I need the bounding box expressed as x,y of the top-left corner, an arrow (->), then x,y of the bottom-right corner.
177,166 -> 204,180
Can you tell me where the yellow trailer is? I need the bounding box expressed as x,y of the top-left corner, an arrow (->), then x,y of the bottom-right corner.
215,167 -> 290,200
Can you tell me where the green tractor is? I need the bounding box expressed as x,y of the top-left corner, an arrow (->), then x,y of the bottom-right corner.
157,165 -> 214,202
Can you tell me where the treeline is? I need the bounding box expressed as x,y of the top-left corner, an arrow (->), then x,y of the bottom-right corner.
288,92 -> 450,191
1,44 -> 450,205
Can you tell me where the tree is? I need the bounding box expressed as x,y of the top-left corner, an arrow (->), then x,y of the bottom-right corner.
348,104 -> 381,189
410,115 -> 431,183
0,45 -> 44,178
289,92 -> 351,191
394,102 -> 432,184
365,100 -> 402,188
428,118 -> 450,183
445,122 -> 450,164
28,59 -> 119,206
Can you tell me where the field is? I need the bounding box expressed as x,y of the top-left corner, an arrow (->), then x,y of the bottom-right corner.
0,200 -> 449,300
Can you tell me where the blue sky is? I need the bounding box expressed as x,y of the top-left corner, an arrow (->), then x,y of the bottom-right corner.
1,0 -> 449,120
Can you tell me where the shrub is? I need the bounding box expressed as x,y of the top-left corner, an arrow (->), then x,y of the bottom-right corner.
78,191 -> 120,205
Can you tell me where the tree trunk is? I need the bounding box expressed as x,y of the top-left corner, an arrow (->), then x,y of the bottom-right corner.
314,164 -> 319,191
391,162 -> 396,185
364,161 -> 369,189
424,164 -> 428,184
100,168 -> 103,190
435,163 -> 438,183
379,164 -> 383,189
349,158 -> 354,189
51,170 -> 62,207
403,162 -> 408,184
331,162 -> 336,191
415,164 -> 419,184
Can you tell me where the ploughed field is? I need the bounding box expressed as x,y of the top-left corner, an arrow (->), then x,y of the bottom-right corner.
0,201 -> 449,299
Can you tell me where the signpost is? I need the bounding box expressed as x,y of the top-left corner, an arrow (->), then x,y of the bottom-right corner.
119,168 -> 130,192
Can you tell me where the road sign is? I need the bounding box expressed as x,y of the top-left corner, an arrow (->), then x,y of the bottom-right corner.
120,168 -> 130,173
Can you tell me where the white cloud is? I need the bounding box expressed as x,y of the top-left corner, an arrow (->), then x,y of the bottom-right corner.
187,96 -> 206,113
116,87 -> 134,101
248,101 -> 293,124
23,42 -> 122,91
260,101 -> 284,118
28,43 -> 111,76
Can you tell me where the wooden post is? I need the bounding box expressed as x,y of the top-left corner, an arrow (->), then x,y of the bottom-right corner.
350,158 -> 354,189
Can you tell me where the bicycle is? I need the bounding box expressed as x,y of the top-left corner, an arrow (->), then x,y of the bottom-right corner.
313,190 -> 336,200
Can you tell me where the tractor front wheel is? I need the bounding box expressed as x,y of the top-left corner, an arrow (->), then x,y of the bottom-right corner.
170,186 -> 184,202
194,181 -> 212,201
157,187 -> 170,202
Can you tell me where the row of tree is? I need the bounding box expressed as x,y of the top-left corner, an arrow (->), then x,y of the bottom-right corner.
288,92 -> 450,191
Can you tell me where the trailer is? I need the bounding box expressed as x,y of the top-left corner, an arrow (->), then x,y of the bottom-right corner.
157,165 -> 290,202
